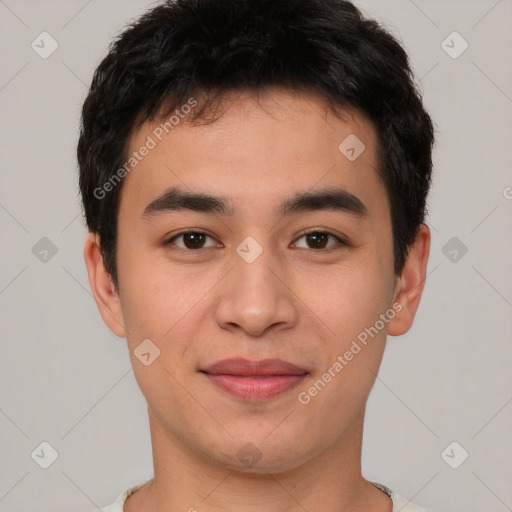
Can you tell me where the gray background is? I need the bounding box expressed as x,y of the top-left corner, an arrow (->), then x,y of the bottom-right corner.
1,0 -> 511,511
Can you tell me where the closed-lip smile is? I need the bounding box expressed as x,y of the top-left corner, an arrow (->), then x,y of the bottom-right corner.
200,358 -> 309,401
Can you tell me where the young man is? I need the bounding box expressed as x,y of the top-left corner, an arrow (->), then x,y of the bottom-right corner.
79,0 -> 435,510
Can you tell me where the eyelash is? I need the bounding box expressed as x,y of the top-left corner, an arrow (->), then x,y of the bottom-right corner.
164,229 -> 347,251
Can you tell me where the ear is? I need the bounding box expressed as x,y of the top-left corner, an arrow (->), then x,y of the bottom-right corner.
387,223 -> 431,336
83,232 -> 126,338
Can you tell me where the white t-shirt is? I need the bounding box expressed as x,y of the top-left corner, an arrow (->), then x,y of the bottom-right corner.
100,479 -> 431,511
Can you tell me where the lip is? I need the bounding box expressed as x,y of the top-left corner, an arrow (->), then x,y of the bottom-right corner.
200,358 -> 309,401
201,357 -> 308,376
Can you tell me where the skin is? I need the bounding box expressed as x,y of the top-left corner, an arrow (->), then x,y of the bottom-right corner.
84,88 -> 430,512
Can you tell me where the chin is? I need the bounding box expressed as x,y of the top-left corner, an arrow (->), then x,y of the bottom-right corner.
206,433 -> 315,475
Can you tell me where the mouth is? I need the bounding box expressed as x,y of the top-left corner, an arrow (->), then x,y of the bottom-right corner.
199,358 -> 309,401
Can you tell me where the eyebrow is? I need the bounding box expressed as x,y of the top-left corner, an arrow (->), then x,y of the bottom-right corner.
142,185 -> 369,220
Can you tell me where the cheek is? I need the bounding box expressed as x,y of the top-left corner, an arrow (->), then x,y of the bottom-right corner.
320,261 -> 390,340
320,261 -> 392,396
117,248 -> 206,375
116,245 -> 169,355
299,273 -> 390,435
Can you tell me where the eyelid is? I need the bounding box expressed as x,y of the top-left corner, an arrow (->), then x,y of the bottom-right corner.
165,229 -> 221,249
165,228 -> 347,250
291,228 -> 347,248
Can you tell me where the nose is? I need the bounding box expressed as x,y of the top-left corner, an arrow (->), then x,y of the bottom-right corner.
213,241 -> 299,337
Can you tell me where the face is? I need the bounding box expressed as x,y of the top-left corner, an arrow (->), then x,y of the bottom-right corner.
86,88 -> 426,474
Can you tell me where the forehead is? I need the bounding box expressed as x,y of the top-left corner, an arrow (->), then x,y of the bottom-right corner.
119,88 -> 387,222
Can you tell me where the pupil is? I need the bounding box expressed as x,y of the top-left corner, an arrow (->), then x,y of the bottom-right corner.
185,233 -> 204,248
308,232 -> 327,249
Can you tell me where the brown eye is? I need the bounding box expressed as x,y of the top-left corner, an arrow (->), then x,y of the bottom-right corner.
292,231 -> 345,250
306,232 -> 329,249
166,231 -> 218,250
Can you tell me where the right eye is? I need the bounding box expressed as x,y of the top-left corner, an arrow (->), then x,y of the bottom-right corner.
165,230 -> 222,250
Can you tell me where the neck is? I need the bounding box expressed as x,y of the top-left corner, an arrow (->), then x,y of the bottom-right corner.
124,406 -> 392,512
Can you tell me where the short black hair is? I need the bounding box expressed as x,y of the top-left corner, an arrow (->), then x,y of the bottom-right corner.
78,0 -> 435,292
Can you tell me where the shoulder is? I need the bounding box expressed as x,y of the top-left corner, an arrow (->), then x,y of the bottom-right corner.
98,479 -> 153,512
98,493 -> 125,512
372,482 -> 434,512
99,501 -> 123,512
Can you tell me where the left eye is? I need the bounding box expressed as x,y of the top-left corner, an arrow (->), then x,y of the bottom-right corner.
292,231 -> 345,250
165,230 -> 345,250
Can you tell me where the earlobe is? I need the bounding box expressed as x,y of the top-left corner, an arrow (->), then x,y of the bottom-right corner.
387,224 -> 431,336
83,232 -> 126,338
